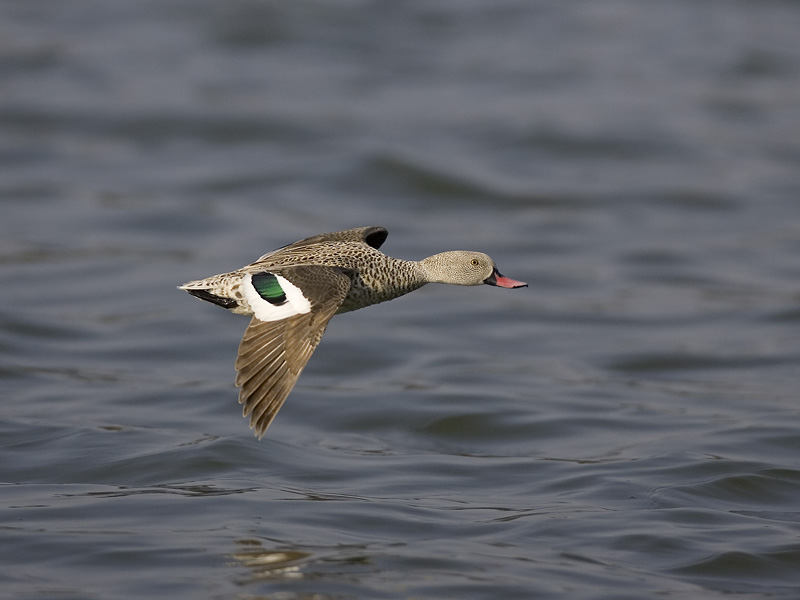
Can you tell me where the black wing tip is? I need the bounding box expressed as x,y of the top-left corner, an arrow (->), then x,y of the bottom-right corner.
364,226 -> 388,249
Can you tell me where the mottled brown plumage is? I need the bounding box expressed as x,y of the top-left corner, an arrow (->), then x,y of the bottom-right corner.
180,226 -> 526,438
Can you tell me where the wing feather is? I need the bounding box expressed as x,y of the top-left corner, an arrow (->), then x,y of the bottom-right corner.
254,226 -> 387,262
234,266 -> 351,437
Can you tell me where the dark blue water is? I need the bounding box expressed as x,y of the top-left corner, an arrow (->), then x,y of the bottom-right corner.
2,1 -> 800,598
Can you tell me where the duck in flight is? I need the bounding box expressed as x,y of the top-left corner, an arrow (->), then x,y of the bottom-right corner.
180,226 -> 526,438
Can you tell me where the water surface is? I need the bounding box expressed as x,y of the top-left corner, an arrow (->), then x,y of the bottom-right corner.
2,1 -> 800,598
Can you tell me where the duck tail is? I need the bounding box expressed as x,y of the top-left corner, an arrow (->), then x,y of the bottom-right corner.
179,286 -> 239,310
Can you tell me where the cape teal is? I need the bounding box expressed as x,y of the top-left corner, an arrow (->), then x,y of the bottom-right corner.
180,226 -> 526,438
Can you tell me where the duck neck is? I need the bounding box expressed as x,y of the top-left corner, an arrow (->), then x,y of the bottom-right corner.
417,253 -> 454,284
374,256 -> 429,296
337,256 -> 427,313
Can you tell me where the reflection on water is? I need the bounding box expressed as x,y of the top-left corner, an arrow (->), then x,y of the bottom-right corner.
231,540 -> 311,583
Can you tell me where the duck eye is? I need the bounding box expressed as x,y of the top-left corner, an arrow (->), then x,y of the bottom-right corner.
470,259 -> 480,266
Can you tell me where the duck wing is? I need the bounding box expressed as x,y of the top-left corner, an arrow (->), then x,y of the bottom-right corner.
254,226 -> 388,262
234,265 -> 352,437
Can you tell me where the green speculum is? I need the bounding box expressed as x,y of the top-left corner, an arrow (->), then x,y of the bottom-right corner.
252,273 -> 287,305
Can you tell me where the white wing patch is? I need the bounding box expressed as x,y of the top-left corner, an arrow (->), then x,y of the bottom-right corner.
242,273 -> 312,322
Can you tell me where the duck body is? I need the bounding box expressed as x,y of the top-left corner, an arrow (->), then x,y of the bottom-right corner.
180,226 -> 526,438
186,238 -> 426,317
